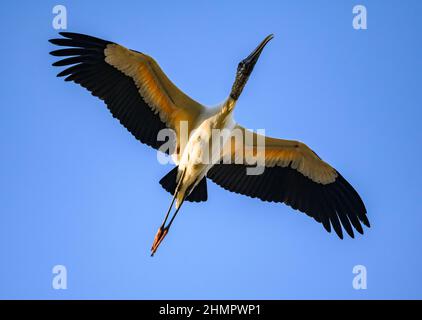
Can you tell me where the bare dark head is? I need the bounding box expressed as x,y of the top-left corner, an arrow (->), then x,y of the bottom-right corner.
230,34 -> 274,100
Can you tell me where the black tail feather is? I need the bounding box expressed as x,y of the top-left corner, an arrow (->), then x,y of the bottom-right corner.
159,166 -> 179,195
159,166 -> 208,203
186,176 -> 208,202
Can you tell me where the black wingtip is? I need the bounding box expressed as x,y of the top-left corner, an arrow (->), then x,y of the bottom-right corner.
360,214 -> 370,228
59,31 -> 78,38
48,38 -> 60,45
56,69 -> 69,77
54,31 -> 112,46
356,227 -> 364,235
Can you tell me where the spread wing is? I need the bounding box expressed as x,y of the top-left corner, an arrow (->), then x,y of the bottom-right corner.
207,125 -> 369,239
49,32 -> 204,155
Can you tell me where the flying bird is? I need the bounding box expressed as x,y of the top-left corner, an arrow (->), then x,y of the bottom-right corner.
49,32 -> 369,255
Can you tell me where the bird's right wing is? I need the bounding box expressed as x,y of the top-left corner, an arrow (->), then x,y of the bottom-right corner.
50,32 -> 205,155
207,125 -> 369,239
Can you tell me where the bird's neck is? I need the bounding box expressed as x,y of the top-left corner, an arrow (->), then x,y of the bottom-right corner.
220,97 -> 236,116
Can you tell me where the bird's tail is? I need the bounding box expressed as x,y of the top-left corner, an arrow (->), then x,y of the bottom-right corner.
159,166 -> 208,204
152,167 -> 209,255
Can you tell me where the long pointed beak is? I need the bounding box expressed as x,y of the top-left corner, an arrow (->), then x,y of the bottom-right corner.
230,34 -> 274,100
242,34 -> 274,69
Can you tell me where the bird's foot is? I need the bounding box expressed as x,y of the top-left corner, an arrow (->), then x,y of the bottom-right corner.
150,226 -> 169,256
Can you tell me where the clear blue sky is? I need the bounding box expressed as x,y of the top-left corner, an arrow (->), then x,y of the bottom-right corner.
0,0 -> 421,299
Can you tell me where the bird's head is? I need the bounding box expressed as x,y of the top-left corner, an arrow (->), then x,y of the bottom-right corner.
229,34 -> 274,101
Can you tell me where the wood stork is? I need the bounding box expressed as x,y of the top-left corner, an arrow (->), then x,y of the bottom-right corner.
49,32 -> 369,256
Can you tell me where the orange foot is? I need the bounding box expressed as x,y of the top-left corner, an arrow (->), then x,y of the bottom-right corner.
151,226 -> 169,256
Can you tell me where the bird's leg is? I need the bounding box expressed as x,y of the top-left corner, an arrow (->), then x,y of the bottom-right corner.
150,197 -> 176,256
158,168 -> 186,227
158,189 -> 177,230
150,197 -> 186,256
151,169 -> 186,256
165,197 -> 186,231
151,179 -> 196,255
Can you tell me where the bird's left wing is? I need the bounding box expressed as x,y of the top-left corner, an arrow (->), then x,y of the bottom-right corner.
207,125 -> 369,239
50,32 -> 204,154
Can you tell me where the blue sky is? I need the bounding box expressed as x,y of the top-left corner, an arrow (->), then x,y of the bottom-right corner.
0,0 -> 421,299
